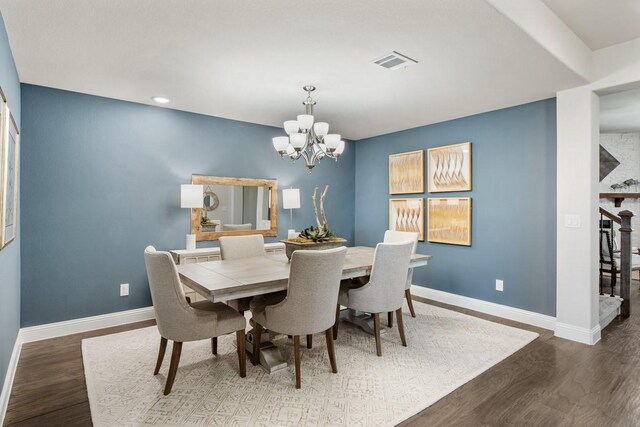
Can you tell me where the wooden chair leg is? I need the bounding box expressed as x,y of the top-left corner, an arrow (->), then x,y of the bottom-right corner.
373,313 -> 382,357
307,334 -> 313,349
325,328 -> 338,373
252,323 -> 262,366
236,329 -> 246,378
164,341 -> 183,395
211,337 -> 218,355
294,335 -> 301,389
154,337 -> 167,375
387,312 -> 393,327
396,308 -> 407,347
333,304 -> 340,340
405,289 -> 416,318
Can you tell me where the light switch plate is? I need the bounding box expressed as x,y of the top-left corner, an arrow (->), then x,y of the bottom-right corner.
496,279 -> 504,292
564,214 -> 581,228
120,283 -> 129,296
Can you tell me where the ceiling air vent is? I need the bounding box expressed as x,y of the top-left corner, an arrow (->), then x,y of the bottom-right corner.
372,51 -> 418,70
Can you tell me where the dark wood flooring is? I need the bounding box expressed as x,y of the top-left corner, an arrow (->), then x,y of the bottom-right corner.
4,279 -> 640,426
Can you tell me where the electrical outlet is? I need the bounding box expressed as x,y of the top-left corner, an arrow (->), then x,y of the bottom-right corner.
496,279 -> 504,292
120,283 -> 129,297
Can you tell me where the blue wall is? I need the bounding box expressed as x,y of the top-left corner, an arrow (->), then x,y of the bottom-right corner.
355,99 -> 557,316
0,11 -> 21,398
20,84 -> 355,326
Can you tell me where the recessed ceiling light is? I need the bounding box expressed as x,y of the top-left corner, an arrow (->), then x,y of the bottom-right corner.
151,96 -> 170,104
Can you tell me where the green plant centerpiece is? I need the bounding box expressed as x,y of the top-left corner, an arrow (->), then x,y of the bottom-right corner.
282,185 -> 346,260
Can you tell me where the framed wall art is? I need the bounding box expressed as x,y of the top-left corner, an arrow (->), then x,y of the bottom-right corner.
427,142 -> 471,192
1,102 -> 19,249
427,197 -> 471,246
389,149 -> 424,194
389,198 -> 424,241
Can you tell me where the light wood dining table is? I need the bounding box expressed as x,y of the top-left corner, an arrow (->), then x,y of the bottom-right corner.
176,246 -> 431,372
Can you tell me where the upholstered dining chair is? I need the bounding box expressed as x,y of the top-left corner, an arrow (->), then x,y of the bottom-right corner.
250,246 -> 347,389
144,246 -> 247,395
383,230 -> 419,324
222,223 -> 252,231
336,241 -> 414,357
219,234 -> 266,259
219,234 -> 270,315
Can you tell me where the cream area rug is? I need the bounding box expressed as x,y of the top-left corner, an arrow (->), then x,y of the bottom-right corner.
82,302 -> 538,426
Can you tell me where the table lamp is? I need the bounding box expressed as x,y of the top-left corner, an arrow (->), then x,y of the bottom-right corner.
181,184 -> 203,250
282,188 -> 300,239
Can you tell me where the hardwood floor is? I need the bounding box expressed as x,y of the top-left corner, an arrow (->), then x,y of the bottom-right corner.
4,280 -> 640,426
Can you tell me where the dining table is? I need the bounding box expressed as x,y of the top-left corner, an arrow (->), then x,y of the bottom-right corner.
177,246 -> 431,372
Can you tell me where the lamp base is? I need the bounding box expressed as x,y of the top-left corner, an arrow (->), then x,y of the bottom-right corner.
186,234 -> 196,250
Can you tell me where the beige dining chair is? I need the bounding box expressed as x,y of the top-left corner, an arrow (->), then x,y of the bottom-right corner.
219,234 -> 266,259
250,246 -> 347,389
144,246 -> 247,395
383,230 -> 419,324
335,241 -> 414,356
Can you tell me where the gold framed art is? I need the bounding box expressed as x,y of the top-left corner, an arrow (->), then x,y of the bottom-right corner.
0,90 -> 20,250
389,150 -> 424,194
427,142 -> 471,192
389,198 -> 424,241
427,197 -> 471,246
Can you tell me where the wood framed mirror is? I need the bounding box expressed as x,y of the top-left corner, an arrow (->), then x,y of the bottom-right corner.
190,175 -> 278,241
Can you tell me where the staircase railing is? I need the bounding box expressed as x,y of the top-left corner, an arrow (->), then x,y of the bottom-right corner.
599,207 -> 635,317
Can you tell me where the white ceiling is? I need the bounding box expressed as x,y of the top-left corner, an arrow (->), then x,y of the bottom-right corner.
600,87 -> 640,133
542,0 -> 640,50
0,0 -> 588,140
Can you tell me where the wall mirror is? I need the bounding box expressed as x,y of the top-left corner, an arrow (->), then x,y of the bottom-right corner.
191,175 -> 278,241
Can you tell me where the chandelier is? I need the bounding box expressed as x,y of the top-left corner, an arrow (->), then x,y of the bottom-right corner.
272,85 -> 345,171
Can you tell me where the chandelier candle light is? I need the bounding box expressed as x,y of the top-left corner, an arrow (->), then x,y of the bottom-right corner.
272,85 -> 345,171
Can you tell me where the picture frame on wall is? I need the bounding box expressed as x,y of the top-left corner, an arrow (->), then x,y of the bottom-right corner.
0,103 -> 20,249
389,198 -> 424,241
389,149 -> 424,194
427,197 -> 471,246
427,142 -> 471,192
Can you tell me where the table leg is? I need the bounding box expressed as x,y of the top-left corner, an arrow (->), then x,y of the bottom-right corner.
339,308 -> 386,335
245,328 -> 288,373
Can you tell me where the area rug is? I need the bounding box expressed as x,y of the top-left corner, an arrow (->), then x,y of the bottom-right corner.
82,302 -> 538,426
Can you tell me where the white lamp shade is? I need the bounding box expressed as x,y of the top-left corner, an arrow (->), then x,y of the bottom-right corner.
314,122 -> 329,137
286,144 -> 295,157
314,143 -> 326,159
272,136 -> 289,151
181,184 -> 203,208
335,140 -> 345,155
282,188 -> 301,209
324,134 -> 341,149
290,133 -> 306,149
297,114 -> 314,130
284,120 -> 299,135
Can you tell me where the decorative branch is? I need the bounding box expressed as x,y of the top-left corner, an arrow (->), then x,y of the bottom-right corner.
312,187 -> 322,229
320,185 -> 329,232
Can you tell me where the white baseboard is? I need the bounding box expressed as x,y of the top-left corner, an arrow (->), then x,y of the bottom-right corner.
554,322 -> 601,345
20,306 -> 155,344
410,285 -> 557,330
0,330 -> 22,426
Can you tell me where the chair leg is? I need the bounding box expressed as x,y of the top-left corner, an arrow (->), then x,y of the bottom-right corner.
252,323 -> 262,366
154,337 -> 167,375
387,312 -> 393,327
373,313 -> 382,357
325,328 -> 338,373
294,335 -> 301,389
405,289 -> 416,318
164,341 -> 183,395
396,308 -> 407,347
307,334 -> 313,349
211,337 -> 218,355
333,304 -> 340,340
236,329 -> 246,378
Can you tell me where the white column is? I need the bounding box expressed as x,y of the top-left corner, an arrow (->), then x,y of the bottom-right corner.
555,86 -> 600,345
